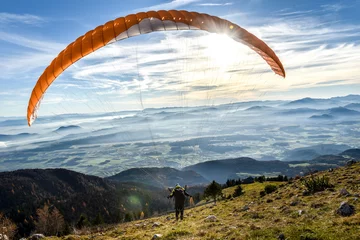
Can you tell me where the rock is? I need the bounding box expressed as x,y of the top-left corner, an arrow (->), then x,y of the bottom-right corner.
152,234 -> 163,239
298,210 -> 304,216
166,216 -> 171,221
205,215 -> 217,222
229,226 -> 237,229
302,190 -> 310,196
278,233 -> 285,240
354,193 -> 359,197
242,205 -> 249,211
339,188 -> 351,196
354,197 -> 358,201
152,222 -> 161,227
336,202 -> 355,217
290,199 -> 299,206
28,234 -> 45,240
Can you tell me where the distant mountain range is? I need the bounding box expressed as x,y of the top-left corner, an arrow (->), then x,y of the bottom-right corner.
107,167 -> 208,187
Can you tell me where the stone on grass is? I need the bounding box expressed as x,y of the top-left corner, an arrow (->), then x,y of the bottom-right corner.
28,234 -> 45,240
152,234 -> 162,239
205,215 -> 217,222
336,202 -> 355,217
278,233 -> 285,240
242,205 -> 249,211
152,222 -> 161,227
339,188 -> 351,196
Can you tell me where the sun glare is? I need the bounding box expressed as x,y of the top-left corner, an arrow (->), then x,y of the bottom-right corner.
204,33 -> 246,68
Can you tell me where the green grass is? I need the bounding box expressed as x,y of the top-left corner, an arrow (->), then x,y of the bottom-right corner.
47,163 -> 360,240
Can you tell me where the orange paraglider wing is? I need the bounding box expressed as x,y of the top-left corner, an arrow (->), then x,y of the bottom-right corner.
27,10 -> 285,126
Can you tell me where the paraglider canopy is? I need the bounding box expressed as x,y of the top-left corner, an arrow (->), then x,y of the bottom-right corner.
27,10 -> 285,126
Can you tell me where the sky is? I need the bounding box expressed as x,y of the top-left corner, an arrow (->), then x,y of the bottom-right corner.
1,0 -> 360,118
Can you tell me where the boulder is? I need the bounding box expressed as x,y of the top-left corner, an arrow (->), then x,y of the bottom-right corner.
336,202 -> 355,217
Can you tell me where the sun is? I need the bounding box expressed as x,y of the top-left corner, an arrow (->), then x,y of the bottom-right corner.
203,33 -> 248,69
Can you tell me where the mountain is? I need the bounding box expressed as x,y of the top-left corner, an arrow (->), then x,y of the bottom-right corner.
107,167 -> 209,187
283,144 -> 351,161
340,148 -> 360,159
311,154 -> 348,165
326,107 -> 360,116
245,106 -> 272,111
278,108 -> 320,115
344,103 -> 360,110
0,168 -> 175,238
0,133 -> 37,141
56,163 -> 360,240
309,114 -> 334,120
183,157 -> 290,183
54,125 -> 81,132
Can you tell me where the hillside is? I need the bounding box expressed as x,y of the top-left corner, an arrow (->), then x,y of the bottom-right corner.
183,157 -> 290,183
0,169 -> 175,237
48,162 -> 360,240
107,167 -> 209,187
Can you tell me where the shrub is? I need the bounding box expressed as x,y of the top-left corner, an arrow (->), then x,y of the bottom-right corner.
0,212 -> 17,239
232,185 -> 244,197
264,184 -> 277,194
301,175 -> 333,193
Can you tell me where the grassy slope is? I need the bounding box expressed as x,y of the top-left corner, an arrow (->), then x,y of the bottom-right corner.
50,163 -> 360,240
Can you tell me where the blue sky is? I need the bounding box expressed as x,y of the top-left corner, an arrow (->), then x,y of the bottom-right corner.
1,0 -> 360,118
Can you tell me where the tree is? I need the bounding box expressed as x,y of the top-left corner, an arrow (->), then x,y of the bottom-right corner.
204,180 -> 223,204
35,204 -> 65,236
232,185 -> 244,198
76,214 -> 90,229
92,213 -> 104,225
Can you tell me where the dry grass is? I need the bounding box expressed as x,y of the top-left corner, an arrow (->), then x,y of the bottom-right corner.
47,163 -> 360,240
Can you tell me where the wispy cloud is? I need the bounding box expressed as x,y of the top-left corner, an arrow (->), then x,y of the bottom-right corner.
0,12 -> 44,25
0,31 -> 64,52
321,3 -> 347,12
137,0 -> 200,11
197,2 -> 233,6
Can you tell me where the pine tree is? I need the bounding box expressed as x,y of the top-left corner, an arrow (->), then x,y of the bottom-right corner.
204,180 -> 223,204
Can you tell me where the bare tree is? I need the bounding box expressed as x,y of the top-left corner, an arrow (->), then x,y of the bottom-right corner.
35,204 -> 65,236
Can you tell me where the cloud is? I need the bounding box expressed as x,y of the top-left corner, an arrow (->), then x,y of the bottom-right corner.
0,12 -> 44,25
0,31 -> 64,53
137,0 -> 200,11
321,3 -> 347,12
197,2 -> 233,6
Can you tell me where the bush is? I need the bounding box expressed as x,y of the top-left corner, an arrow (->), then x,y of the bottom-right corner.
260,191 -> 266,197
301,175 -> 333,193
264,184 -> 277,194
232,185 -> 244,197
0,212 -> 17,239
